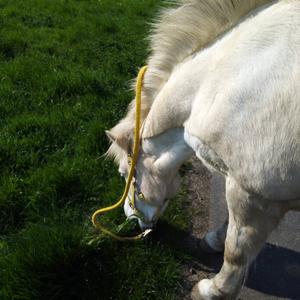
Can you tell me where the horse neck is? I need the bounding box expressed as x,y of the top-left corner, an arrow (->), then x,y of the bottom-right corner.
142,128 -> 194,174
142,1 -> 275,140
142,55 -> 208,139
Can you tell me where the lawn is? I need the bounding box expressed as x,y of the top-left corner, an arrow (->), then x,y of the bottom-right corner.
0,1 -> 191,299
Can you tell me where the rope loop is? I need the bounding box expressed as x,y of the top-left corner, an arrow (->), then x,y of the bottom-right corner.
91,66 -> 150,241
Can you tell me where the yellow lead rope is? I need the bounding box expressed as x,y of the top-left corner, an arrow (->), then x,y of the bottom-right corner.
91,66 -> 149,241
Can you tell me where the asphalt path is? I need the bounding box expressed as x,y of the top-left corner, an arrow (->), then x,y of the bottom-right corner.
210,173 -> 300,300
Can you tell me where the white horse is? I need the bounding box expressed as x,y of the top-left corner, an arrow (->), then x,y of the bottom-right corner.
106,0 -> 300,299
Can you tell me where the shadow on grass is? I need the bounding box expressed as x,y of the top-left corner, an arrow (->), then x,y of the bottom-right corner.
151,220 -> 223,272
151,221 -> 300,300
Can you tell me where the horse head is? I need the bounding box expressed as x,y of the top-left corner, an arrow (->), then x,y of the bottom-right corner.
106,123 -> 192,230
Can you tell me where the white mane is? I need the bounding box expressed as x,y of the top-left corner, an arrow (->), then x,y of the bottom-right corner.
107,0 -> 273,160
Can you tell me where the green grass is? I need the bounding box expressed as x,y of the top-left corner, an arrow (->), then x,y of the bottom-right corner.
0,1 -> 191,299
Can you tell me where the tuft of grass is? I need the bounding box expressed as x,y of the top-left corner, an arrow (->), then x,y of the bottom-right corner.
0,221 -> 113,300
0,0 -> 191,299
0,219 -> 183,300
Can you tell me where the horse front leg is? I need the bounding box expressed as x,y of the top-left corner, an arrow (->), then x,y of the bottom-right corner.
192,176 -> 283,300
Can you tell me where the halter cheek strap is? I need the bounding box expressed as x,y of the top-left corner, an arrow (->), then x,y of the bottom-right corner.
127,153 -> 158,225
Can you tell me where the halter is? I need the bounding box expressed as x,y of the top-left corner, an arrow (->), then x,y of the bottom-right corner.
127,156 -> 168,226
91,66 -> 153,241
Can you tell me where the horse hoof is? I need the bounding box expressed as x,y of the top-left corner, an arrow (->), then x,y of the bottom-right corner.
198,237 -> 223,254
198,231 -> 225,254
191,280 -> 219,300
191,283 -> 204,300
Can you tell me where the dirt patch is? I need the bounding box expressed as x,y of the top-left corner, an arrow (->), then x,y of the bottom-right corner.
185,158 -> 211,240
177,157 -> 223,300
150,157 -> 223,299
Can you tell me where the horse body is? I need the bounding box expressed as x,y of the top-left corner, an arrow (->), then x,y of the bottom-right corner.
187,2 -> 300,202
144,0 -> 300,202
107,0 -> 300,298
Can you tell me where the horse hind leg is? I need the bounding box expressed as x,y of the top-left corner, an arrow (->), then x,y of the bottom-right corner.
192,176 -> 284,300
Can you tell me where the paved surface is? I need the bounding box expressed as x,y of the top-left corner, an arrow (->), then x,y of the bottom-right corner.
210,173 -> 300,300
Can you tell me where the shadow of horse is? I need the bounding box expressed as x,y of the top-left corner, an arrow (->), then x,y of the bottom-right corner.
151,221 -> 300,300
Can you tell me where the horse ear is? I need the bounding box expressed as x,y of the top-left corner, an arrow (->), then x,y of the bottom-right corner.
105,130 -> 116,143
106,123 -> 132,150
